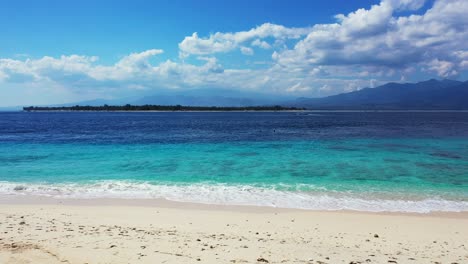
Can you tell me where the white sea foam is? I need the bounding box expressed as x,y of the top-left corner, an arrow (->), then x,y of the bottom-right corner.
0,181 -> 467,213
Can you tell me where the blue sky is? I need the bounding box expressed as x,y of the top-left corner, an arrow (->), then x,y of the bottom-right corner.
1,0 -> 382,61
0,0 -> 467,106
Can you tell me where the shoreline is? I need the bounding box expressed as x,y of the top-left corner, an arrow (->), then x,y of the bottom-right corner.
1,198 -> 467,263
14,109 -> 468,112
1,195 -> 467,219
21,110 -> 305,113
1,180 -> 466,214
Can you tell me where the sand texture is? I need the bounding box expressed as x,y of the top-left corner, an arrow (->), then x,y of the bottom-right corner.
0,202 -> 467,264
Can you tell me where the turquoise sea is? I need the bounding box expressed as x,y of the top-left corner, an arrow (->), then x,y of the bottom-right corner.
0,111 -> 467,212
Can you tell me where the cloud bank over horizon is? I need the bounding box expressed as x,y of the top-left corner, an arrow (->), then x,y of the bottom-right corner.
0,0 -> 467,106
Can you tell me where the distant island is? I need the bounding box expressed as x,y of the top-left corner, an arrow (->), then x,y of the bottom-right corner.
16,79 -> 468,112
23,104 -> 304,112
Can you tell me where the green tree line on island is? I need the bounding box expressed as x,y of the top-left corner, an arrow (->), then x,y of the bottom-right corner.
23,104 -> 304,112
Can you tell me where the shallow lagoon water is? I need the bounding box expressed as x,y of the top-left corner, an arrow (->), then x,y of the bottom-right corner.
0,111 -> 467,212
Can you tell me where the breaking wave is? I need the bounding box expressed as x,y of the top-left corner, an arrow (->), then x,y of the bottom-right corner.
1,181 -> 467,213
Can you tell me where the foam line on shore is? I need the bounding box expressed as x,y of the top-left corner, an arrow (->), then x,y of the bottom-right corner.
1,181 -> 467,213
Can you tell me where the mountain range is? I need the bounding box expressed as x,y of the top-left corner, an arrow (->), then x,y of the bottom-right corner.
2,79 -> 468,111
54,88 -> 292,109
292,79 -> 468,110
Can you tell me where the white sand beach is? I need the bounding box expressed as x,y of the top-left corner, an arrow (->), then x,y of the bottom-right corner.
0,198 -> 466,264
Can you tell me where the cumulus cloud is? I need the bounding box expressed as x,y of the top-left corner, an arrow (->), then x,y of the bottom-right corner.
0,55 -> 98,84
1,0 -> 467,106
286,83 -> 310,93
426,59 -> 458,78
274,0 -> 468,78
115,49 -> 163,71
251,39 -> 271,49
240,46 -> 254,56
454,51 -> 468,69
0,50 -> 225,91
178,23 -> 311,57
0,49 -> 381,105
386,0 -> 426,11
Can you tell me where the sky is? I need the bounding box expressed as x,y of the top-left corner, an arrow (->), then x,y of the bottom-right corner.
0,0 -> 467,106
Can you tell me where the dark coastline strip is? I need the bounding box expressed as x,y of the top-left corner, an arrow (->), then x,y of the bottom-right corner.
23,105 -> 304,112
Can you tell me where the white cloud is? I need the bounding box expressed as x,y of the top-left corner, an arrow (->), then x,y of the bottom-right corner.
274,0 -> 468,78
1,0 -> 467,106
90,49 -> 164,81
286,83 -> 310,93
178,23 -> 311,57
0,50 -> 225,91
0,55 -> 98,84
334,1 -> 394,38
319,84 -> 332,93
426,59 -> 458,77
0,49 -> 389,103
251,39 -> 271,49
455,51 -> 468,68
115,49 -> 163,70
386,0 -> 426,11
240,46 -> 254,56
0,70 -> 8,81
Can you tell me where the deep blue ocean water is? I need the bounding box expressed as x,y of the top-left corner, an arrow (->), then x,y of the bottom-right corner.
0,111 -> 467,212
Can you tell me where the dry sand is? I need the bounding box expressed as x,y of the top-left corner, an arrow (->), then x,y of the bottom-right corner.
0,198 -> 467,264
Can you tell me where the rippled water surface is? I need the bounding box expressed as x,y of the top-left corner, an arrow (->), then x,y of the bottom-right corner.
1,111 -> 467,212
